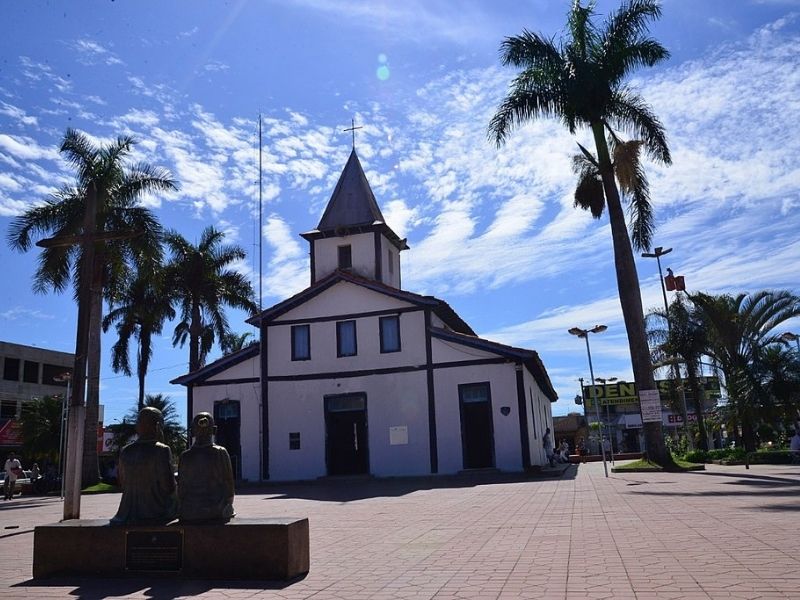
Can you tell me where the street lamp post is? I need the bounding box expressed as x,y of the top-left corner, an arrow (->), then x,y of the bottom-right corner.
595,377 -> 618,464
52,372 -> 72,499
642,246 -> 692,448
569,325 -> 608,478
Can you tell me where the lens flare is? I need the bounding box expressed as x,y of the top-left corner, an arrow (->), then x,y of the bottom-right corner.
376,65 -> 390,81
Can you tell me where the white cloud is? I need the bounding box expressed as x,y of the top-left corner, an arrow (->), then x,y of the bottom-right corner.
0,101 -> 38,127
0,134 -> 59,161
261,214 -> 309,298
0,307 -> 55,321
73,38 -> 125,66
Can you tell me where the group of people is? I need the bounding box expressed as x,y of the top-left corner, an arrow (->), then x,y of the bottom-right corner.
542,428 -> 572,467
112,407 -> 235,525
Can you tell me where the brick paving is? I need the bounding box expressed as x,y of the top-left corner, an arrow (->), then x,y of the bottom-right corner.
1,462 -> 799,599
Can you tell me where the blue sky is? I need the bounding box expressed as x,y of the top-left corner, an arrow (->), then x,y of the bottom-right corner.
1,0 -> 799,427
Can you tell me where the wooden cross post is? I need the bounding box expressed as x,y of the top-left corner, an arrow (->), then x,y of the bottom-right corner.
342,118 -> 363,150
37,183 -> 140,520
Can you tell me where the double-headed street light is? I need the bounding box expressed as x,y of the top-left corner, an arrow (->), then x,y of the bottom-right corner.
568,325 -> 608,477
595,376 -> 618,464
642,245 -> 691,448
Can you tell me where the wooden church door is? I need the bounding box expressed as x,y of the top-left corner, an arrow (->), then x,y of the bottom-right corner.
459,382 -> 495,469
325,394 -> 369,475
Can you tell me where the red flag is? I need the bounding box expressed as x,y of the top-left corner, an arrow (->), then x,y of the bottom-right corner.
674,276 -> 686,291
664,273 -> 676,291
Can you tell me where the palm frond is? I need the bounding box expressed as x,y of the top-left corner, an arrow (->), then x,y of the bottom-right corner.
606,88 -> 671,164
597,0 -> 668,83
572,152 -> 605,218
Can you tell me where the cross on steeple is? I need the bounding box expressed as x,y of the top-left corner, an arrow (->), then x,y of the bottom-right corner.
342,118 -> 363,150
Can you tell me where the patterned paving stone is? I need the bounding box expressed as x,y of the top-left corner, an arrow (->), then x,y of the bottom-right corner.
1,463 -> 799,598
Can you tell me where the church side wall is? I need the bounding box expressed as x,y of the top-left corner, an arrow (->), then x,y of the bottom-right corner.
205,355 -> 260,382
433,362 -> 523,474
523,368 -> 551,467
268,371 -> 430,480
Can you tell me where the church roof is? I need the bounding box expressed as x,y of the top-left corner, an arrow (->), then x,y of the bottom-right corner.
429,327 -> 558,402
170,342 -> 260,386
317,149 -> 384,231
300,149 -> 408,249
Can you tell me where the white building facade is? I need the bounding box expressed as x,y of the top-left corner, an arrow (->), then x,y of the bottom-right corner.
173,150 -> 557,481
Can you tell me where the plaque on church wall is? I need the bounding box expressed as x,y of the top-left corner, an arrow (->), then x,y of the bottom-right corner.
389,426 -> 408,445
125,530 -> 183,572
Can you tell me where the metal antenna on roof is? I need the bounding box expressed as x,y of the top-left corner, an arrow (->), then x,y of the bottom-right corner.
342,118 -> 363,150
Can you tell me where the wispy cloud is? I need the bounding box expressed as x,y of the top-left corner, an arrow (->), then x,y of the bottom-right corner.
0,134 -> 59,161
0,101 -> 38,127
73,38 -> 125,66
1,307 -> 55,321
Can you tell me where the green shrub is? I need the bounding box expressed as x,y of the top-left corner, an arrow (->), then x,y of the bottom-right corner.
682,450 -> 709,463
707,447 -> 746,462
749,450 -> 795,465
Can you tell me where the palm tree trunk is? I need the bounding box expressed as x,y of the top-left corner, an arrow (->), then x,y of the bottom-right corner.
686,366 -> 709,451
591,123 -> 672,467
137,345 -> 146,412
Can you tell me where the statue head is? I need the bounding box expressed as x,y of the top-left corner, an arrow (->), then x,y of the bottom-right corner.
191,412 -> 216,447
136,407 -> 164,441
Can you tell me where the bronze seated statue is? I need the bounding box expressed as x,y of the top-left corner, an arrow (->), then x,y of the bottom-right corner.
111,407 -> 178,525
177,412 -> 235,523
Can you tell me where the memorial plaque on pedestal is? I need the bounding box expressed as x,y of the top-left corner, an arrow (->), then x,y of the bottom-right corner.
125,530 -> 183,572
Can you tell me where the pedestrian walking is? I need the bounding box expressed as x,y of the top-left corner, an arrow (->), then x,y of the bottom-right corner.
543,428 -> 556,467
3,452 -> 22,500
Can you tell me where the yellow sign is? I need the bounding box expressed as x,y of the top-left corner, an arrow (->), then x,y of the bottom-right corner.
583,377 -> 720,408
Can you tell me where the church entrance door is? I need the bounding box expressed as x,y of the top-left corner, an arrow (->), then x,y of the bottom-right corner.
459,383 -> 495,469
214,400 -> 242,478
325,394 -> 369,476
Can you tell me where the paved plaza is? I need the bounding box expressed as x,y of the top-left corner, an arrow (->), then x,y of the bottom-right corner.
1,461 -> 799,599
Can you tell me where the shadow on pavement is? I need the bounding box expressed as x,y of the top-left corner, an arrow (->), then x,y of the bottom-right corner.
14,573 -> 306,599
685,470 -> 800,486
238,465 -> 578,503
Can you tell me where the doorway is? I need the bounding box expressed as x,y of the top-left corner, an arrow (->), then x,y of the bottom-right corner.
214,400 -> 241,479
459,382 -> 495,469
325,394 -> 368,476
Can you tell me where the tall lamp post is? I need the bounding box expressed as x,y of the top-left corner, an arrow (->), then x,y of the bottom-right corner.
569,325 -> 608,478
52,372 -> 72,499
642,246 -> 692,448
595,376 -> 618,464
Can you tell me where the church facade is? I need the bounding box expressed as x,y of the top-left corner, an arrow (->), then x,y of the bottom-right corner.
172,150 -> 557,481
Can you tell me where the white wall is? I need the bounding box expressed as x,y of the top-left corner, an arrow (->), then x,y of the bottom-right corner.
192,379 -> 262,482
431,337 -> 497,363
379,237 -> 401,288
314,232 -> 375,281
267,371 -> 430,480
276,280 -> 410,321
433,362 -> 522,474
269,284 -> 426,377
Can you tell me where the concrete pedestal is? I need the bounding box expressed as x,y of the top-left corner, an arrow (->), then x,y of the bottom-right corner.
33,517 -> 309,580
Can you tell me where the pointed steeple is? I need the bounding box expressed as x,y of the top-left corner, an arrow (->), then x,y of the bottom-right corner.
301,148 -> 408,288
316,149 -> 385,232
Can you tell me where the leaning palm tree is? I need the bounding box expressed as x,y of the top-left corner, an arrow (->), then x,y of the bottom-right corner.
489,0 -> 673,465
164,226 -> 257,421
103,262 -> 176,412
647,295 -> 711,450
691,290 -> 800,451
7,129 -> 176,485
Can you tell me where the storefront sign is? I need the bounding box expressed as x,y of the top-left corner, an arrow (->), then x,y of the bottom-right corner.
639,389 -> 662,422
583,377 -> 720,408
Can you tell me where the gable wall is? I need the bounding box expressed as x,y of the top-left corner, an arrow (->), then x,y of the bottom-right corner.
206,354 -> 260,382
275,281 -> 412,322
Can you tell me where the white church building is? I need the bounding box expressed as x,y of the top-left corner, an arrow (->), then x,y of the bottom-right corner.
172,149 -> 558,481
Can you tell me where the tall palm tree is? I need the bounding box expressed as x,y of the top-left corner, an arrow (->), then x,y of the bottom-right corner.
755,345 -> 800,428
164,226 -> 257,421
489,0 -> 673,465
7,129 -> 176,485
691,290 -> 800,451
647,295 -> 711,450
103,262 -> 176,412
